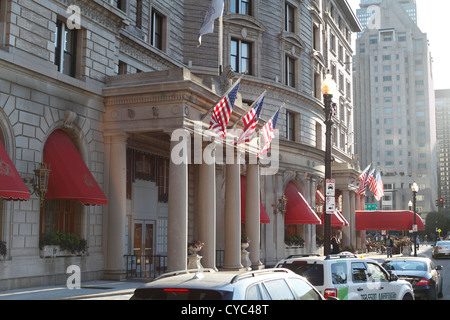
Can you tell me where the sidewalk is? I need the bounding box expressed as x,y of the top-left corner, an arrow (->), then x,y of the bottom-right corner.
0,279 -> 147,300
358,243 -> 433,262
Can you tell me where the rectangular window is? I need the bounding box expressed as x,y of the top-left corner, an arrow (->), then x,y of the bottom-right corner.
55,21 -> 77,77
41,200 -> 75,234
151,9 -> 163,50
285,3 -> 295,32
285,55 -> 295,88
231,39 -> 252,74
231,0 -> 252,15
286,111 -> 295,141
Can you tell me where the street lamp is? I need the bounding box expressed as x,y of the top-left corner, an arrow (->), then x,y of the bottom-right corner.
411,182 -> 419,257
321,74 -> 336,256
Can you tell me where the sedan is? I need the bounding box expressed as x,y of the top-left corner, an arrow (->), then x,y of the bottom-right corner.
432,240 -> 450,259
382,257 -> 443,300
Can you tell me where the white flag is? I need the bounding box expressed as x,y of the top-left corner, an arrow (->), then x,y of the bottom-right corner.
198,0 -> 224,47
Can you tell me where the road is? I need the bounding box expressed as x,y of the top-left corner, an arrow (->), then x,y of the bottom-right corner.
430,246 -> 450,300
391,243 -> 450,300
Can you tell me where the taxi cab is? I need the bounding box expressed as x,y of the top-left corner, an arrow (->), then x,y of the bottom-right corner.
275,253 -> 414,300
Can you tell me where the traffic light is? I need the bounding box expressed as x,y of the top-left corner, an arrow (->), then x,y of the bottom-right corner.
439,198 -> 444,207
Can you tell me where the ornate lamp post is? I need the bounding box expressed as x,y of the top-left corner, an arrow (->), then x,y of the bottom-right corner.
321,74 -> 337,256
411,182 -> 419,257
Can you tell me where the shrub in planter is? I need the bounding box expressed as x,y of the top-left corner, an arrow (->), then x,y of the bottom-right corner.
39,232 -> 88,254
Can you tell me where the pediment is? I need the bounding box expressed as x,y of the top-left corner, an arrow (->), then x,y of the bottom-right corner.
280,32 -> 306,49
224,14 -> 266,32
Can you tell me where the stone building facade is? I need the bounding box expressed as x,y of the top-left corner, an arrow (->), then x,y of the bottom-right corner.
0,0 -> 362,290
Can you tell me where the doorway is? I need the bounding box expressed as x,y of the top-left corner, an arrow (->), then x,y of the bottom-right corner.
133,220 -> 154,277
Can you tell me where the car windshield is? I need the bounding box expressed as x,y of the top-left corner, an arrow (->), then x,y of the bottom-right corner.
436,241 -> 450,246
131,288 -> 232,300
279,263 -> 324,286
383,260 -> 427,271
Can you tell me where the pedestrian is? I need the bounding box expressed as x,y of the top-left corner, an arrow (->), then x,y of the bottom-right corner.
385,235 -> 393,258
331,236 -> 340,254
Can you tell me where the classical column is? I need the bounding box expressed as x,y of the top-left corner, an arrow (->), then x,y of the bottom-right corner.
246,164 -> 263,269
167,132 -> 189,272
104,133 -> 127,280
350,190 -> 356,249
198,155 -> 216,270
341,189 -> 351,249
223,162 -> 243,270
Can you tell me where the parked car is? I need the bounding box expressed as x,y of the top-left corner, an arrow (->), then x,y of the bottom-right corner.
275,253 -> 414,300
130,268 -> 329,300
432,240 -> 450,259
382,257 -> 443,300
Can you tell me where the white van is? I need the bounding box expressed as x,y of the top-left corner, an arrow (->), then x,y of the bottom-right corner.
275,253 -> 414,300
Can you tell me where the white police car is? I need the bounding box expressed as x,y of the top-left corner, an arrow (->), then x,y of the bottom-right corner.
275,253 -> 414,300
130,268 -> 329,301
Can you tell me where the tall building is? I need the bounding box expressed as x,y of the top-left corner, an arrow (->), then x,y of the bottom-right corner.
354,0 -> 437,213
356,0 -> 417,37
436,89 -> 450,209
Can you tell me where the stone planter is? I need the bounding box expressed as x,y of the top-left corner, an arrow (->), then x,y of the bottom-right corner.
284,246 -> 306,258
241,242 -> 251,270
402,246 -> 411,256
40,245 -> 84,258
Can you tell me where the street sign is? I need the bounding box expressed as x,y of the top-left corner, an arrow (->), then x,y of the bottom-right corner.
326,196 -> 335,214
326,179 -> 335,197
412,224 -> 418,232
365,203 -> 378,211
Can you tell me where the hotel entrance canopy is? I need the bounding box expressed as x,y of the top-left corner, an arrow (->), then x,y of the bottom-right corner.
355,210 -> 424,231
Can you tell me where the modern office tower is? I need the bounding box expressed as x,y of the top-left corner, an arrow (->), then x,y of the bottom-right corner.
356,0 -> 417,37
436,89 -> 450,209
354,0 -> 437,213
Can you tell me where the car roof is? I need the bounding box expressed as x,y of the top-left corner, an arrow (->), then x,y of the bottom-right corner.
384,257 -> 430,262
278,253 -> 376,263
137,268 -> 301,291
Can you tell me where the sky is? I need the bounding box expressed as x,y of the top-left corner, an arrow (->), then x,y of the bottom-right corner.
347,0 -> 450,90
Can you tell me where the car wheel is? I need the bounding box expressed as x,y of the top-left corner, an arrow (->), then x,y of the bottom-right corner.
402,293 -> 413,300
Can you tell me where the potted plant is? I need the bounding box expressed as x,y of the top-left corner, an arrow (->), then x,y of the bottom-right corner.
241,235 -> 250,250
0,241 -> 7,260
39,231 -> 88,258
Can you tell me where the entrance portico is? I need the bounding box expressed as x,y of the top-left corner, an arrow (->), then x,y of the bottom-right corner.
103,68 -> 263,276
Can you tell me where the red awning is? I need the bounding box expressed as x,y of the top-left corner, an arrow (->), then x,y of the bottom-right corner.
322,210 -> 349,227
44,130 -> 107,205
284,182 -> 321,225
0,141 -> 30,200
355,210 -> 425,231
337,210 -> 349,226
240,176 -> 270,224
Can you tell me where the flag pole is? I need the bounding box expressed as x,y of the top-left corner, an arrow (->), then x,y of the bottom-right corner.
201,72 -> 246,122
218,14 -> 223,75
231,89 -> 267,129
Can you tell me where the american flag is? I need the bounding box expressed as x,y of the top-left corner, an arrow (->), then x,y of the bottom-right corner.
236,95 -> 264,145
209,80 -> 240,138
258,109 -> 279,157
369,169 -> 384,201
357,164 -> 373,195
